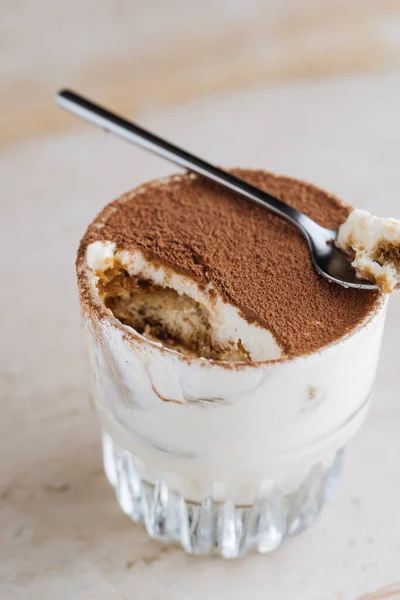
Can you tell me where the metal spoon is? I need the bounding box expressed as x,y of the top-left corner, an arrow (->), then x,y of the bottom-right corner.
55,88 -> 376,290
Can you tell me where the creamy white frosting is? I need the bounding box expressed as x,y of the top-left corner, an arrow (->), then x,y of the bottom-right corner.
87,240 -> 116,272
337,209 -> 400,292
86,241 -> 282,361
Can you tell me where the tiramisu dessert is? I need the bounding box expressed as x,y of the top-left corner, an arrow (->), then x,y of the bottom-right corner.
77,169 -> 390,558
337,209 -> 400,293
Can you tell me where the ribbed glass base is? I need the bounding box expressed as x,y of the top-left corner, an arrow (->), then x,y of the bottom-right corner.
102,431 -> 344,558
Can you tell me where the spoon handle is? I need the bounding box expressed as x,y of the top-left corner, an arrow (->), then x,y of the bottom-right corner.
56,89 -> 322,236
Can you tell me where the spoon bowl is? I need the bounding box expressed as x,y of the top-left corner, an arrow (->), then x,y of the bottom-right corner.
302,220 -> 377,289
311,233 -> 376,289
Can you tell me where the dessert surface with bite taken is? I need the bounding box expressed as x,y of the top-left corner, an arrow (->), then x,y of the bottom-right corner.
79,169 -> 381,362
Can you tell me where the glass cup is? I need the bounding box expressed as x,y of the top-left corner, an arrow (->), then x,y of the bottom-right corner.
77,219 -> 387,560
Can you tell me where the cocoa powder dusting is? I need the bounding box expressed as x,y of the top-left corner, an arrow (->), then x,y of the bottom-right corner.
78,169 -> 381,358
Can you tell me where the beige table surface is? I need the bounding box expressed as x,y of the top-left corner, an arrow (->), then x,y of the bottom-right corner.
2,72 -> 400,599
3,0 -> 400,148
